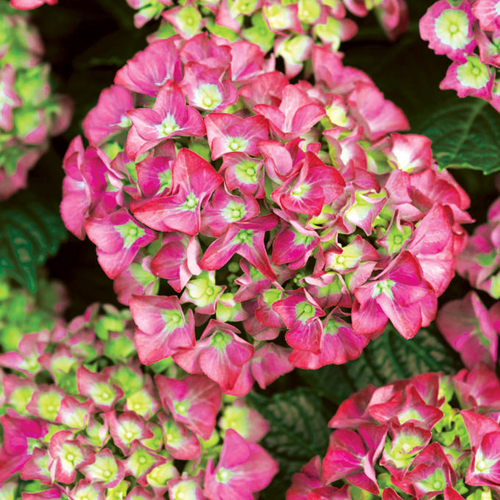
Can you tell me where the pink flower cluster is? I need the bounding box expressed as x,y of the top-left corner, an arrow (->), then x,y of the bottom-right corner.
0,303 -> 277,499
420,0 -> 500,110
60,33 -> 471,393
126,0 -> 408,64
456,188 -> 500,298
287,364 -> 500,500
0,4 -> 72,199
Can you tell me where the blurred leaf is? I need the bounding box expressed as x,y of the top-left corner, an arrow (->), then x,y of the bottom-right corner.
415,98 -> 500,174
73,29 -> 148,71
299,325 -> 463,405
0,191 -> 67,292
246,388 -> 330,500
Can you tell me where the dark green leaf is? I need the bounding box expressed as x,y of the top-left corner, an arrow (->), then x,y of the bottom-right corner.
415,98 -> 500,174
299,325 -> 463,405
246,388 -> 330,500
0,191 -> 67,291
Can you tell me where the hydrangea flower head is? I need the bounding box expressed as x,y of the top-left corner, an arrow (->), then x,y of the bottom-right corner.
420,0 -> 500,110
287,364 -> 500,500
60,33 -> 470,396
0,303 -> 276,498
0,3 -> 72,199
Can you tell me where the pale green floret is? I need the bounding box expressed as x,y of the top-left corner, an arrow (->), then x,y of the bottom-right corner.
143,423 -> 163,450
457,56 -> 490,89
116,220 -> 146,249
0,482 -> 17,500
160,309 -> 185,333
26,437 -> 40,455
157,114 -> 180,137
170,481 -> 199,500
74,484 -> 101,500
262,288 -> 282,306
62,442 -> 84,468
21,355 -> 40,374
147,462 -> 178,488
128,448 -> 155,476
186,271 -> 222,308
315,17 -> 342,50
158,169 -> 172,192
51,355 -> 76,375
181,192 -> 199,211
91,383 -> 115,406
118,115 -> 132,129
489,274 -> 500,299
9,386 -> 35,414
118,421 -> 142,445
397,407 -> 424,424
195,84 -> 223,110
385,434 -> 423,469
235,228 -> 254,245
293,231 -> 314,248
327,244 -> 362,271
174,400 -> 191,416
216,293 -> 244,322
295,301 -> 316,323
291,182 -> 310,198
63,406 -> 88,429
277,35 -> 311,65
324,316 -> 341,336
234,160 -> 259,184
220,406 -> 249,437
372,279 -> 395,300
326,103 -> 349,127
475,451 -> 495,474
0,82 -> 18,108
242,12 -> 275,53
226,136 -> 249,153
418,469 -> 447,493
106,481 -> 129,500
221,200 -> 247,223
163,419 -> 184,447
264,3 -> 292,30
177,5 -> 203,36
216,467 -> 234,484
210,330 -> 232,350
87,454 -> 118,483
38,392 -> 63,421
386,224 -> 411,255
231,0 -> 258,15
298,0 -> 321,22
434,9 -> 472,49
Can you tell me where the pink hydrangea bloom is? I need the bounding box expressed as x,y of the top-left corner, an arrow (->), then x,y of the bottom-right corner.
287,366 -> 500,499
60,31 -> 470,394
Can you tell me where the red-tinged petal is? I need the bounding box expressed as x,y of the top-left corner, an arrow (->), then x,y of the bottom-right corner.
155,374 -> 221,440
200,226 -> 242,271
173,148 -> 223,199
461,410 -> 499,450
291,103 -> 326,134
159,414 -> 201,460
444,487 -> 466,500
347,82 -> 409,141
352,298 -> 388,336
127,108 -> 165,141
377,294 -> 423,340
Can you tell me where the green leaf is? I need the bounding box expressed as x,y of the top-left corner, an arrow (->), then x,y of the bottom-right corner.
246,388 -> 330,500
299,325 -> 463,405
415,98 -> 500,174
0,191 -> 67,292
